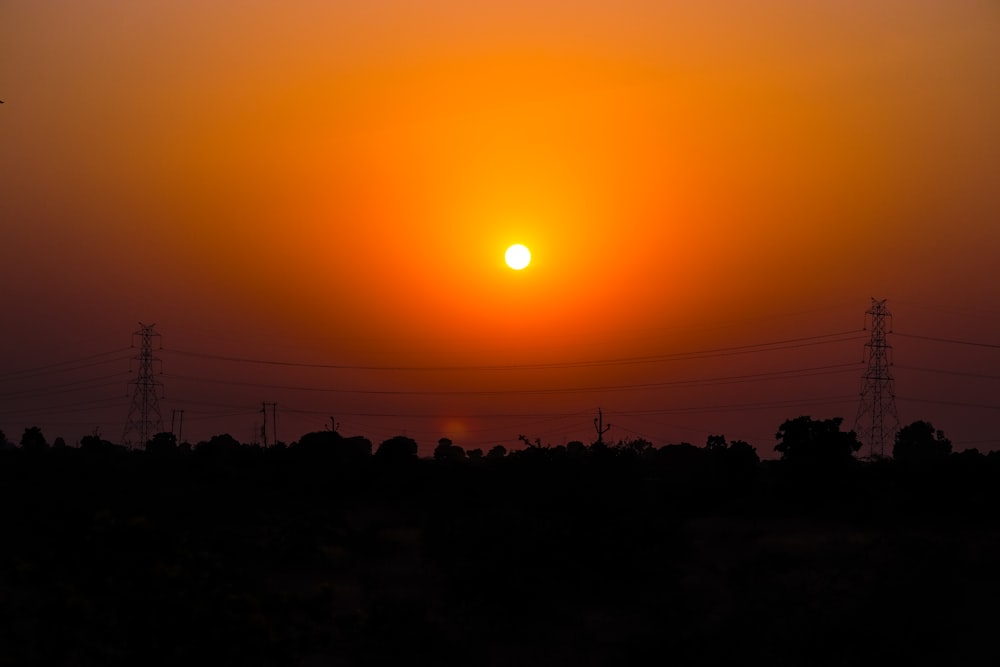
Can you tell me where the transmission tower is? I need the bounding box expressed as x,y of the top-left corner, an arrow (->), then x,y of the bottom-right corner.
121,323 -> 164,448
853,298 -> 900,459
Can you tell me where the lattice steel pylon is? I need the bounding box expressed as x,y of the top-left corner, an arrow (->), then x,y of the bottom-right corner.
853,298 -> 900,459
121,323 -> 164,448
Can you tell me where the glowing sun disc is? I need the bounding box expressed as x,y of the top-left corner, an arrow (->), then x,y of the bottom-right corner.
505,244 -> 531,270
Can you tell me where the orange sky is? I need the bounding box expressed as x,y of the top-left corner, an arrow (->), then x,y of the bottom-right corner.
2,1 -> 999,454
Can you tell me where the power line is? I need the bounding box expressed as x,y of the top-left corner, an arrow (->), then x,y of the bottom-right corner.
180,410 -> 260,423
895,364 -> 1000,381
894,332 -> 1000,349
613,394 -> 858,417
161,329 -> 864,372
323,396 -> 854,445
279,407 -> 588,419
891,299 -> 1000,320
161,362 -> 860,397
0,394 -> 125,418
0,373 -> 129,400
0,348 -> 132,381
896,396 -> 1000,412
260,396 -> 857,434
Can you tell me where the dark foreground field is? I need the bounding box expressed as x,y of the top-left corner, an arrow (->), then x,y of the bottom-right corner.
2,446 -> 1000,666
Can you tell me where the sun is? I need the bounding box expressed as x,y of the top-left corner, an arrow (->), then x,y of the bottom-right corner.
505,244 -> 531,270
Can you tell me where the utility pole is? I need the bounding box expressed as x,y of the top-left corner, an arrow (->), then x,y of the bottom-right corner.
854,298 -> 900,459
594,407 -> 611,445
261,402 -> 268,447
261,402 -> 277,447
171,408 -> 185,445
122,323 -> 164,448
272,402 -> 277,447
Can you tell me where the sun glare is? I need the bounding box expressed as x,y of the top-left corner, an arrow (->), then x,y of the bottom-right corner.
505,244 -> 531,270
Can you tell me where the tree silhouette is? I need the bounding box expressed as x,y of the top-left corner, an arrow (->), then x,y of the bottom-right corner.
79,432 -> 121,453
295,430 -> 372,464
518,434 -> 546,449
195,433 -> 242,455
486,445 -> 507,461
893,421 -> 951,464
20,426 -> 48,451
617,437 -> 654,459
705,434 -> 727,452
433,438 -> 465,462
375,435 -> 419,463
705,435 -> 760,468
774,416 -> 860,466
146,431 -> 178,455
725,439 -> 759,467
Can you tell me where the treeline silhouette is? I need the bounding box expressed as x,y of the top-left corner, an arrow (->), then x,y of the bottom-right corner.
1,417 -> 999,666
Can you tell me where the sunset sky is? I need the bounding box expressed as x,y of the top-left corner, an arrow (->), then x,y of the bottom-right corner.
2,0 -> 999,455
